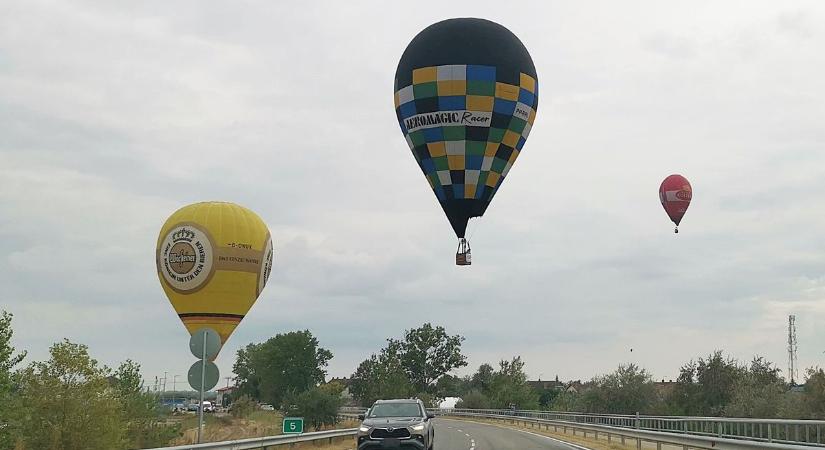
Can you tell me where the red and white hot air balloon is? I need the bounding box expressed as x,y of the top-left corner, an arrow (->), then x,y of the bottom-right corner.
659,174 -> 692,233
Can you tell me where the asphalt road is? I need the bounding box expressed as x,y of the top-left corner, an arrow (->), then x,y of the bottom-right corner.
432,418 -> 585,450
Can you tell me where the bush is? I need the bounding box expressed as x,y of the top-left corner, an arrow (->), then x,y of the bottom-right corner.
230,395 -> 257,419
286,387 -> 342,431
455,390 -> 490,409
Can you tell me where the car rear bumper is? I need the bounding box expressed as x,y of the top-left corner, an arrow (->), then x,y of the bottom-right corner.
357,438 -> 426,450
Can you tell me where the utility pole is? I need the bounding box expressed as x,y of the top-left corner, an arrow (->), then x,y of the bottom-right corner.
161,371 -> 168,406
788,315 -> 798,385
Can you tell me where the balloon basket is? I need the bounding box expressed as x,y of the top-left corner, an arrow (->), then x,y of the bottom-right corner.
456,238 -> 471,266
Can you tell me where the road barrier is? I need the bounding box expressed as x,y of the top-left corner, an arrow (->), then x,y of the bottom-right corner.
442,408 -> 825,449
144,428 -> 357,450
151,407 -> 825,449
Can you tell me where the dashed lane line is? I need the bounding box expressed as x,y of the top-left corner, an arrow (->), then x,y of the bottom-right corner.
442,418 -> 593,450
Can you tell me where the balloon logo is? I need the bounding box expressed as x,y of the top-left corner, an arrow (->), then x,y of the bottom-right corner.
394,18 -> 539,265
156,202 -> 273,347
659,174 -> 692,233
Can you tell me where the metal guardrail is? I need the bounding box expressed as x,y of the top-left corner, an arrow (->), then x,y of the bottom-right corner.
144,428 -> 357,450
443,409 -> 825,449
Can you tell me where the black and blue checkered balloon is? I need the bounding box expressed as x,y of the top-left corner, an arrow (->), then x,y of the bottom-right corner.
395,18 -> 539,238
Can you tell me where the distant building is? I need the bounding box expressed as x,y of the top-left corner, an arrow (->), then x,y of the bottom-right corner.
527,375 -> 565,391
216,385 -> 236,408
564,380 -> 584,394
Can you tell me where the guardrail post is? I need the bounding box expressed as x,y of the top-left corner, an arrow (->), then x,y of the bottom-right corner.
621,435 -> 625,445
607,432 -> 611,443
635,412 -> 640,429
636,437 -> 641,450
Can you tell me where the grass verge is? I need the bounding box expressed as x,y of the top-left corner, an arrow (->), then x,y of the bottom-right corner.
169,411 -> 359,446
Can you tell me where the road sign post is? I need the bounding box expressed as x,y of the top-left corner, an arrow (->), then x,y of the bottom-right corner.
188,327 -> 221,444
283,417 -> 304,434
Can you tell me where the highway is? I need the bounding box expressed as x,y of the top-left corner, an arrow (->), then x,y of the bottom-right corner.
432,418 -> 584,450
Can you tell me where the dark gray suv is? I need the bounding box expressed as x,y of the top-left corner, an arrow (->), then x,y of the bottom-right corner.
356,399 -> 435,449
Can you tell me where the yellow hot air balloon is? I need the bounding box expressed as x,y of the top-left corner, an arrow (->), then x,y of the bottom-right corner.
156,202 -> 273,346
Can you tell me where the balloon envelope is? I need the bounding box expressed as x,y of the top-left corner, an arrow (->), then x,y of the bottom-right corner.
156,202 -> 273,346
394,18 -> 539,237
659,174 -> 692,226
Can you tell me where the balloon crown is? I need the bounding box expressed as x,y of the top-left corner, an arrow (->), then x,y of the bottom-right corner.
172,228 -> 196,242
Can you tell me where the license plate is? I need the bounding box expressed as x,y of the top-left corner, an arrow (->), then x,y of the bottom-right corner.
381,438 -> 400,447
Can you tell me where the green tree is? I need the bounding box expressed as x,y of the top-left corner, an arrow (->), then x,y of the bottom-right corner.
397,323 -> 467,393
0,311 -> 26,449
726,357 -> 785,418
350,341 -> 413,406
587,364 -> 656,414
15,340 -> 124,450
801,368 -> 825,418
229,395 -> 257,419
233,330 -> 333,408
537,389 -> 559,409
113,360 -> 180,448
548,391 -> 582,411
318,380 -> 346,397
470,364 -> 495,393
488,357 -> 539,409
667,351 -> 744,416
434,374 -> 465,398
286,387 -> 342,431
349,324 -> 466,405
455,390 -> 491,409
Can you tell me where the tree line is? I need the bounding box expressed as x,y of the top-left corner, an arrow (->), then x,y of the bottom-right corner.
0,311 -> 179,450
442,353 -> 825,420
4,311 -> 825,450
230,322 -> 825,420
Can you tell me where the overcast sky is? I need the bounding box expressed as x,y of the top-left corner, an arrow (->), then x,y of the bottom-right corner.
2,1 -> 824,389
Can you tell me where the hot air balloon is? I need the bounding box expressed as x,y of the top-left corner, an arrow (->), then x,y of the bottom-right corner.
156,202 -> 273,351
659,175 -> 692,233
394,18 -> 539,265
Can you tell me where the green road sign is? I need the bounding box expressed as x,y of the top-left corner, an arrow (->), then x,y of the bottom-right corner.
283,417 -> 304,434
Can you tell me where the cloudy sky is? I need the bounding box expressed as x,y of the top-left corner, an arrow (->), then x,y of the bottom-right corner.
2,0 -> 824,389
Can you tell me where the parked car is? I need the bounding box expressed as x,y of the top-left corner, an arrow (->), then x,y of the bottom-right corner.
356,399 -> 435,450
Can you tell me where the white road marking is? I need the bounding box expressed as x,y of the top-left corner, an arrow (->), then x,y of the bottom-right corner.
446,418 -> 594,450
465,433 -> 470,437
457,429 -> 463,432
492,424 -> 593,450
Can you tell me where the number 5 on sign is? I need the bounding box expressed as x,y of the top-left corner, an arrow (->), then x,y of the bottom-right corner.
283,417 -> 303,434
